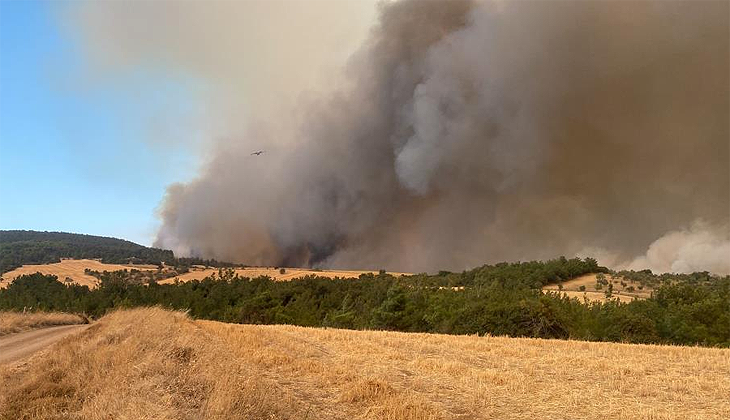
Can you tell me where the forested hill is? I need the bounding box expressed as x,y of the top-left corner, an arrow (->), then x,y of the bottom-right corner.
0,230 -> 174,274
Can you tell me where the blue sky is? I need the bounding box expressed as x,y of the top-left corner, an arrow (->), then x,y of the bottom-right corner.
0,0 -> 200,245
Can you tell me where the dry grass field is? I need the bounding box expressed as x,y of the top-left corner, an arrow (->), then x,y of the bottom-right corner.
543,273 -> 654,303
157,266 -> 410,285
0,259 -> 409,289
1,308 -> 727,420
0,259 -> 158,289
0,312 -> 87,336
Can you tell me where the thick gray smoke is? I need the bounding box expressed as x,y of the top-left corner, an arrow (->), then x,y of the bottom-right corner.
148,1 -> 729,273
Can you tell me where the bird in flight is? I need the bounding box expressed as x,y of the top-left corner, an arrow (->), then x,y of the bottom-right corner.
251,150 -> 265,156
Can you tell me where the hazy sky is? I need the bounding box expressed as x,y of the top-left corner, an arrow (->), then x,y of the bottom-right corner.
0,0 -> 201,244
0,0 -> 376,246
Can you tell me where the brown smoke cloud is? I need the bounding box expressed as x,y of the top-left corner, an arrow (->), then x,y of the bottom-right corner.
69,1 -> 730,273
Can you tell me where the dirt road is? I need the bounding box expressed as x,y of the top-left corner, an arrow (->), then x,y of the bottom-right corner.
0,324 -> 89,365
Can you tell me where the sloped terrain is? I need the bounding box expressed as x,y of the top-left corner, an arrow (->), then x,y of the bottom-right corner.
543,273 -> 654,303
1,308 -> 728,420
0,259 -> 408,289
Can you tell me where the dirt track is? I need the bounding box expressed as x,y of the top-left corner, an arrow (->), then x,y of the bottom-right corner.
0,324 -> 89,365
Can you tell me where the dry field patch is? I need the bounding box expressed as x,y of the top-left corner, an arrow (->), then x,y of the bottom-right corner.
0,259 -> 409,290
543,273 -> 654,303
158,266 -> 409,284
1,308 -> 727,420
0,312 -> 87,336
0,259 -> 157,289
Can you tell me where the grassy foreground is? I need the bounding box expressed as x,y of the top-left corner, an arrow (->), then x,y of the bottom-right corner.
1,308 -> 728,420
0,311 -> 87,336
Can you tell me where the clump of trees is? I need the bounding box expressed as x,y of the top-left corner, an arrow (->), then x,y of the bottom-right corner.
2,257 -> 727,347
85,268 -> 180,285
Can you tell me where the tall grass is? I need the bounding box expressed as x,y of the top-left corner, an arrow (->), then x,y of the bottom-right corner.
0,311 -> 87,336
2,307 -> 728,419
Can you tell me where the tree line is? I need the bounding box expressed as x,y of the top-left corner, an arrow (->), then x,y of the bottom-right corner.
1,257 -> 727,347
0,230 -> 243,274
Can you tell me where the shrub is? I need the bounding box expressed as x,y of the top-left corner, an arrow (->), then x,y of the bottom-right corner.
579,285 -> 586,291
279,268 -> 286,275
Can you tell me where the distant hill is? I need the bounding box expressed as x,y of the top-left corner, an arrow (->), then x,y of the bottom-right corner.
0,230 -> 174,274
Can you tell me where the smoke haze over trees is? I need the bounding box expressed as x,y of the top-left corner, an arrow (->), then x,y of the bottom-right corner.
67,1 -> 729,273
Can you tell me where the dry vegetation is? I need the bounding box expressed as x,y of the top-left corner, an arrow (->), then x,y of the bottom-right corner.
157,266 -> 410,285
0,259 -> 158,289
543,273 -> 654,303
0,311 -> 87,336
0,259 -> 409,290
1,308 -> 728,420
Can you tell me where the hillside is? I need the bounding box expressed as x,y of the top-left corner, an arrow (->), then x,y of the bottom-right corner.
0,230 -> 174,274
0,258 -> 408,289
542,273 -> 655,303
1,308 -> 728,419
0,259 -> 159,289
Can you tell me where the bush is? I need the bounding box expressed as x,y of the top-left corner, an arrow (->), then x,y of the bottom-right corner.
279,268 -> 286,275
579,285 -> 586,291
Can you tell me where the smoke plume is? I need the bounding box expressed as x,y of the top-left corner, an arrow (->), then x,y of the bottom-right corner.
623,222 -> 730,275
71,1 -> 730,273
